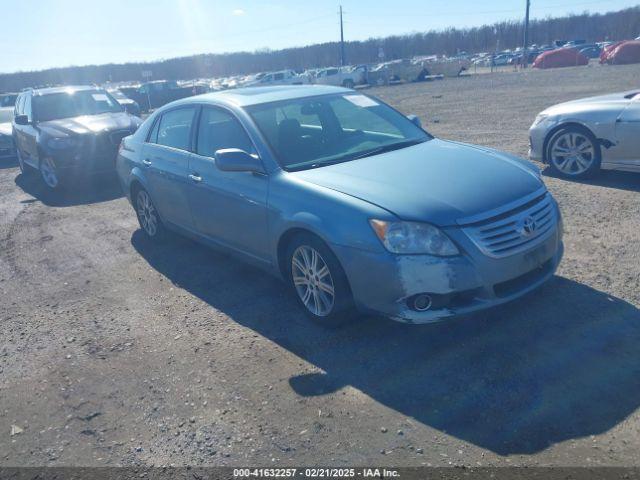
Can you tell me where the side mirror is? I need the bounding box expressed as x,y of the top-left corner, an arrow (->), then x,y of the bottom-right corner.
407,114 -> 422,128
15,114 -> 30,126
215,148 -> 264,174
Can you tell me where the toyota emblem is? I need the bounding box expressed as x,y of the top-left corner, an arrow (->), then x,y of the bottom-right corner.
520,216 -> 537,236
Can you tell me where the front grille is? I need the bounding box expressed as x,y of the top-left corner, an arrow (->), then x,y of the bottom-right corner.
493,259 -> 553,297
462,193 -> 557,258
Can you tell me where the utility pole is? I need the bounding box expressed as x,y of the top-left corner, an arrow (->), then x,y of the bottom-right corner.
339,5 -> 346,66
522,0 -> 531,68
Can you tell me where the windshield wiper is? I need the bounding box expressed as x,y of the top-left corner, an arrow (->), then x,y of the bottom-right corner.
347,138 -> 426,161
287,138 -> 426,172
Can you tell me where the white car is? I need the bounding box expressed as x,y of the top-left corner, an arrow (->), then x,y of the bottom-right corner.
529,90 -> 640,178
0,102 -> 16,159
314,66 -> 366,88
245,70 -> 310,87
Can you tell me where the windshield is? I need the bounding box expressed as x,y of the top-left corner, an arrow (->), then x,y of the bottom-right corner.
0,109 -> 13,123
246,93 -> 431,171
33,90 -> 122,122
108,90 -> 127,100
0,94 -> 17,108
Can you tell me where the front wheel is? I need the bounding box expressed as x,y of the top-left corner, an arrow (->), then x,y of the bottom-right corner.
39,156 -> 63,190
17,149 -> 33,176
546,126 -> 601,179
286,233 -> 355,327
342,79 -> 355,89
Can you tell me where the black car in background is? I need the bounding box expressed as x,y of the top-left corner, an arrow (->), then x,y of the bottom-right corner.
126,80 -> 194,112
108,89 -> 141,116
12,86 -> 142,190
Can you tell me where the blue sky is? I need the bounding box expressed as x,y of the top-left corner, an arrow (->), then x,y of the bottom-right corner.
2,0 -> 638,73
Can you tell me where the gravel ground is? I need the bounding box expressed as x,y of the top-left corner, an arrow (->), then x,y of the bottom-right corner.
1,64 -> 639,468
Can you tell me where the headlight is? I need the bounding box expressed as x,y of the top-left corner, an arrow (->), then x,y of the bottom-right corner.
47,137 -> 79,150
531,114 -> 551,128
369,220 -> 459,256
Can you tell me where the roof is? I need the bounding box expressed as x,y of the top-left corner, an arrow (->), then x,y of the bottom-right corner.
184,85 -> 351,108
30,85 -> 100,96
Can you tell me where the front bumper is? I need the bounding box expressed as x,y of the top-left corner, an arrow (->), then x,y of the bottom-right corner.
333,214 -> 563,324
45,131 -> 131,178
528,120 -> 556,163
0,137 -> 16,159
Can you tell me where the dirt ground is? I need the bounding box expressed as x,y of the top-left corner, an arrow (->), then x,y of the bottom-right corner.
1,63 -> 639,468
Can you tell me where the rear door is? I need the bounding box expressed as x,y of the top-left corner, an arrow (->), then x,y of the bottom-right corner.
141,106 -> 197,230
186,106 -> 269,260
613,98 -> 640,166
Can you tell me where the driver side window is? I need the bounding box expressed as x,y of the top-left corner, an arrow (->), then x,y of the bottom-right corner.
196,107 -> 255,158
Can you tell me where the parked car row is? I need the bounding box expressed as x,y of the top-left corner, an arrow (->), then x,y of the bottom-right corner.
471,41 -> 613,69
2,79 -> 637,326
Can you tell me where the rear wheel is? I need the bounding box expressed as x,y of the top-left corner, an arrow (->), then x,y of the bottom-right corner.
135,187 -> 166,240
285,233 -> 356,327
546,126 -> 601,179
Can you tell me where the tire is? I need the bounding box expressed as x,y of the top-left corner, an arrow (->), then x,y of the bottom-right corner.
285,233 -> 356,327
38,156 -> 64,191
546,125 -> 601,179
342,79 -> 355,89
417,69 -> 430,81
133,186 -> 167,241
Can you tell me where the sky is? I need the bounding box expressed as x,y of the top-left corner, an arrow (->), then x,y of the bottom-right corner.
2,0 -> 638,74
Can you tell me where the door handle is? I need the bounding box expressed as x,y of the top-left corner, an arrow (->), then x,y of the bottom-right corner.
142,158 -> 152,166
189,173 -> 202,183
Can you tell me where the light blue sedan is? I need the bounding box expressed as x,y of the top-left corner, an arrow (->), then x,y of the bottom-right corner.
117,86 -> 563,325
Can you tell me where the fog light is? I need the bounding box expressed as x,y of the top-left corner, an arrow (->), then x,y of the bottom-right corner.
413,294 -> 432,311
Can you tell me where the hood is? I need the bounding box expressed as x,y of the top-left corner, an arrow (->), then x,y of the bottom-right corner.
291,139 -> 543,226
0,122 -> 12,136
38,112 -> 141,137
542,90 -> 636,116
0,107 -> 13,124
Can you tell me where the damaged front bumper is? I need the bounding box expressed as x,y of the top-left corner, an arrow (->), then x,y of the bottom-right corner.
332,216 -> 563,324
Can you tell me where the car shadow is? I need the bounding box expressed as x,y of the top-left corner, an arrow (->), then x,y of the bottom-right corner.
0,156 -> 19,170
132,230 -> 640,456
542,166 -> 640,193
14,172 -> 123,207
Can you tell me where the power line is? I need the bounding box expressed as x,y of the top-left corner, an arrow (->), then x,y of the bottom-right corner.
339,5 -> 346,66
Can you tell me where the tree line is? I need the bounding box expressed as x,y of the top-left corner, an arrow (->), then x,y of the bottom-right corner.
2,6 -> 639,92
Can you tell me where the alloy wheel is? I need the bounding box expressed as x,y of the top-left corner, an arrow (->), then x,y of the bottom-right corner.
549,132 -> 595,176
40,157 -> 59,188
136,190 -> 158,237
291,245 -> 335,317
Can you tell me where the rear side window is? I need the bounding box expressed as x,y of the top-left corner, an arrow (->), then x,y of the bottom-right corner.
196,107 -> 255,157
154,107 -> 196,151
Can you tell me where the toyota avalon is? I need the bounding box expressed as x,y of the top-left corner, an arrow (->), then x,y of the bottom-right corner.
117,86 -> 563,325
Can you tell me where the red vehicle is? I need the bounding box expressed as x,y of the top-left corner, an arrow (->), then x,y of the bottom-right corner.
533,48 -> 589,69
600,41 -> 640,65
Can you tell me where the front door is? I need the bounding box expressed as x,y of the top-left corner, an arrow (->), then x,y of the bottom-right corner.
141,106 -> 197,230
186,106 -> 269,261
612,98 -> 640,167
